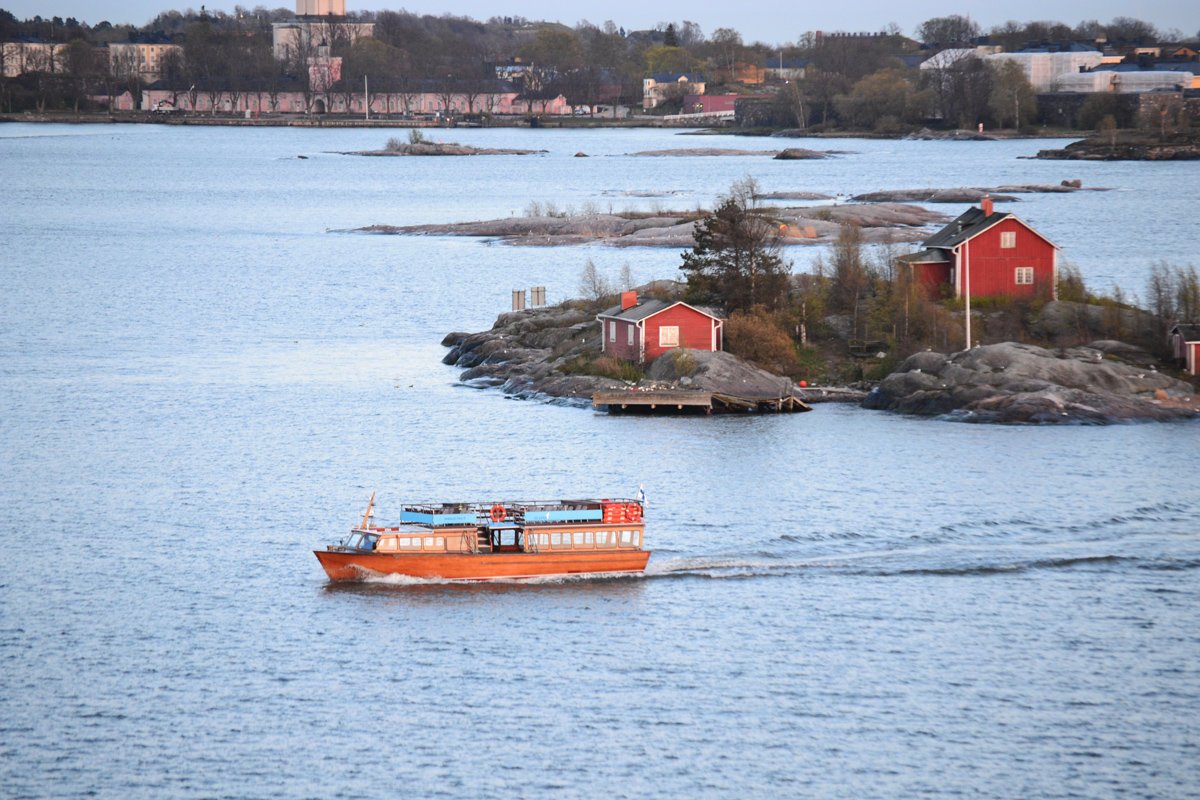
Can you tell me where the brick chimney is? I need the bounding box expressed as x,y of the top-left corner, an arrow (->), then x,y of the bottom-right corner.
621,291 -> 638,310
981,197 -> 994,216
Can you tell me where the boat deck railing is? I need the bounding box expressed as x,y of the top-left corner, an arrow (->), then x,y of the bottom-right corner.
389,499 -> 642,528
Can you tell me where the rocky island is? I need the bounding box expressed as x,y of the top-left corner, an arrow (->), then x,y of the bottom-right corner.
863,341 -> 1199,423
1035,131 -> 1200,161
625,147 -> 834,158
851,182 -> 1111,203
342,132 -> 545,156
442,305 -> 1198,424
345,202 -> 948,247
442,304 -> 821,410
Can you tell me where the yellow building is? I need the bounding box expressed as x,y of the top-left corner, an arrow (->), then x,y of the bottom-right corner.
2,41 -> 70,77
107,42 -> 183,81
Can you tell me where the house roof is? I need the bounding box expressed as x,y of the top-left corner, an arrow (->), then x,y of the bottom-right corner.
923,206 -> 1059,251
597,299 -> 723,323
1015,42 -> 1100,53
649,72 -> 704,83
897,248 -> 950,264
919,48 -> 980,69
1107,61 -> 1197,74
1171,324 -> 1200,341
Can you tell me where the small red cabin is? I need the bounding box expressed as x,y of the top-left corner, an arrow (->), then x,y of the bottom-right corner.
596,292 -> 725,363
900,198 -> 1059,301
1170,324 -> 1200,375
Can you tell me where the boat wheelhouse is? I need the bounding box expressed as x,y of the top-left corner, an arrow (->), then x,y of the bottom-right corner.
314,497 -> 649,582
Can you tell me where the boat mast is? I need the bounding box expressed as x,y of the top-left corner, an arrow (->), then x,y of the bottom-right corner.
361,492 -> 375,528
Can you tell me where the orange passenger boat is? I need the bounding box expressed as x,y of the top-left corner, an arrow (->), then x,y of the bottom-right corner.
314,495 -> 650,582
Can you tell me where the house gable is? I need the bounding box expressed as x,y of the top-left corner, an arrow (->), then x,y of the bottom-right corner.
597,299 -> 724,363
911,201 -> 1060,301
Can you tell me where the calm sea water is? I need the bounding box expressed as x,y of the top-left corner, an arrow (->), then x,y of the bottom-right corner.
2,123 -> 1199,799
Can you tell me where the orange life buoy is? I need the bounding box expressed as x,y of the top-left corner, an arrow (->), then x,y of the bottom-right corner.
628,503 -> 642,521
490,505 -> 507,523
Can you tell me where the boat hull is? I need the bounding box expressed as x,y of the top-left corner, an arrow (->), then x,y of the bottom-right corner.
314,548 -> 651,582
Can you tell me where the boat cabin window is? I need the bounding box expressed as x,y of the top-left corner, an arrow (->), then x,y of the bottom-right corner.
346,532 -> 363,549
619,530 -> 632,546
358,534 -> 379,551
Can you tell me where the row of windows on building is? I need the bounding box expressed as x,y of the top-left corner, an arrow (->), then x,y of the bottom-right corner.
959,266 -> 1036,284
365,529 -> 643,552
530,530 -> 642,548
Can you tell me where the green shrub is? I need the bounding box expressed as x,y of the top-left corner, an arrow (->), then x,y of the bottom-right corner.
864,355 -> 899,381
726,307 -> 797,374
839,361 -> 865,383
793,346 -> 828,383
669,348 -> 697,375
1077,93 -> 1134,130
1057,263 -> 1090,303
559,355 -> 596,375
592,356 -> 644,382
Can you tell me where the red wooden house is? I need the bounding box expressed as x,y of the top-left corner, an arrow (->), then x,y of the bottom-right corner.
1170,324 -> 1200,375
900,198 -> 1060,301
597,292 -> 725,363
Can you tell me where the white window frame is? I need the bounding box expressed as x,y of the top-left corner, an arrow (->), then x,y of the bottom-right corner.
1015,267 -> 1034,285
659,326 -> 679,347
1000,231 -> 1016,249
627,325 -> 634,346
609,321 -> 616,342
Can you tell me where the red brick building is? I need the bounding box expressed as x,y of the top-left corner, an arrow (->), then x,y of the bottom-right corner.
900,198 -> 1059,301
597,293 -> 725,363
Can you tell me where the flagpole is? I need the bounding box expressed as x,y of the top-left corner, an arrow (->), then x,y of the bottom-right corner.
963,240 -> 971,349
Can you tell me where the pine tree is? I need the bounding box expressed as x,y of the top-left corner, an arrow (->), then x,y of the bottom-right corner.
680,180 -> 791,313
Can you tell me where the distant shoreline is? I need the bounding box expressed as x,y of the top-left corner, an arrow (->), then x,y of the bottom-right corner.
0,111 -> 1082,139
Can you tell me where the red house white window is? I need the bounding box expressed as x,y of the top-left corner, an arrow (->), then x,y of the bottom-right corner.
659,326 -> 679,347
1000,231 -> 1016,248
1015,267 -> 1034,285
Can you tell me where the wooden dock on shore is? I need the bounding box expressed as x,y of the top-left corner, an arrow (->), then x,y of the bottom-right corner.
593,390 -> 811,414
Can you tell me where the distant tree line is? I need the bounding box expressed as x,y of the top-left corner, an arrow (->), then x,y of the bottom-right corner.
2,6 -> 1194,126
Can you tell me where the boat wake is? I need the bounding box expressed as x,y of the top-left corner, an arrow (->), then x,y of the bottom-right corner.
643,550 -> 1200,580
340,549 -> 1200,589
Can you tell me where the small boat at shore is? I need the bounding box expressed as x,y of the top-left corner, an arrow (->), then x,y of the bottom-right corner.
314,494 -> 650,582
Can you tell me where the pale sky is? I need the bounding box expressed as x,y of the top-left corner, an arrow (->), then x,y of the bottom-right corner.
7,0 -> 1199,45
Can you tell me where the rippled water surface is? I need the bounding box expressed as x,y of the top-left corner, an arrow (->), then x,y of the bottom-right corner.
2,124 -> 1199,799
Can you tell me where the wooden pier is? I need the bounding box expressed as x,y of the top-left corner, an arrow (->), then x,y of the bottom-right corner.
593,390 -> 811,414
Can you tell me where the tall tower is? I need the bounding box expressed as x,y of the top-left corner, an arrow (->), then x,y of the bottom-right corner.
297,0 -> 346,16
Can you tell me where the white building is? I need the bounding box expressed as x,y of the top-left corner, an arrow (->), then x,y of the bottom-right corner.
1053,70 -> 1195,93
985,51 -> 1104,92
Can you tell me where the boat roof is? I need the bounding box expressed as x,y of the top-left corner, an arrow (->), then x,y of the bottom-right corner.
361,499 -> 643,529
